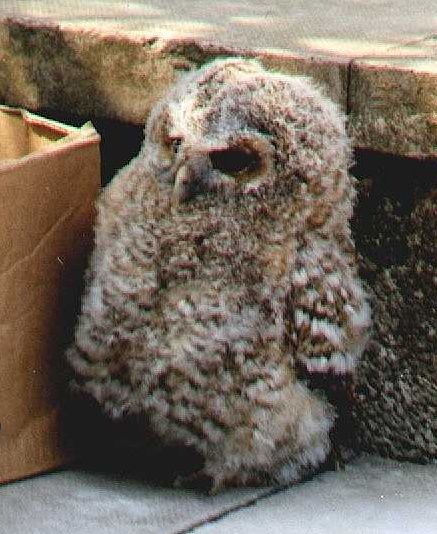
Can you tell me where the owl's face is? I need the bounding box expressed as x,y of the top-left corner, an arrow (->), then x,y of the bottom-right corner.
146,73 -> 276,206
141,58 -> 352,228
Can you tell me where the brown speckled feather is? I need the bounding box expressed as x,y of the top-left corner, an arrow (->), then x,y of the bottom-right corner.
67,58 -> 370,490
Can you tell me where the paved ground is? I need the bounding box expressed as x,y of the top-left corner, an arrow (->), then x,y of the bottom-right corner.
1,0 -> 437,66
196,456 -> 437,534
1,455 -> 437,534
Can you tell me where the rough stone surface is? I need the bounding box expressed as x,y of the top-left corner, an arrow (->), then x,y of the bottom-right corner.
350,154 -> 437,461
1,16 -> 437,156
348,62 -> 437,158
0,19 -> 348,125
0,19 -> 197,124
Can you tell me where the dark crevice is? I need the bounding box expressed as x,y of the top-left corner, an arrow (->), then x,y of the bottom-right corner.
38,108 -> 145,185
351,148 -> 437,269
346,59 -> 354,116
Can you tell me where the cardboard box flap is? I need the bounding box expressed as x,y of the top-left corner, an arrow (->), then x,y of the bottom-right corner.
0,105 -> 99,165
0,106 -> 100,484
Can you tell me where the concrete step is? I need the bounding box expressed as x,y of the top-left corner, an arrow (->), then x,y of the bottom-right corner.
0,2 -> 436,157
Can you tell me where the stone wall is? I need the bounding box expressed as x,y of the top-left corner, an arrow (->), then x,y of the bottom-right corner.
1,18 -> 437,157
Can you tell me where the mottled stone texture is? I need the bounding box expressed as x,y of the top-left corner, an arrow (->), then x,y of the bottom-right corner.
351,154 -> 437,461
0,19 -> 184,123
348,62 -> 437,158
2,19 -> 437,157
0,18 -> 347,125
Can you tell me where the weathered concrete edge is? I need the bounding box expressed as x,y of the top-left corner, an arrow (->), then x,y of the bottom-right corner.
1,18 -> 436,158
349,58 -> 437,158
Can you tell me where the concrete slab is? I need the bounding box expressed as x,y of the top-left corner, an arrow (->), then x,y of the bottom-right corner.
1,1 -> 437,60
194,455 -> 437,534
1,456 -> 436,534
348,61 -> 437,157
0,468 -> 272,534
0,18 -> 349,122
0,3 -> 437,156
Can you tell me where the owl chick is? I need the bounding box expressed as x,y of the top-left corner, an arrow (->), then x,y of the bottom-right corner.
67,58 -> 370,490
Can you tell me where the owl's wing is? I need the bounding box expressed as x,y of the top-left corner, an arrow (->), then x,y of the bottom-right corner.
288,238 -> 371,375
66,156 -> 162,414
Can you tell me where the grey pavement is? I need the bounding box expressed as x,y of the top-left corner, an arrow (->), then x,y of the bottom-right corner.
1,0 -> 437,66
1,455 -> 437,534
0,467 -> 272,534
195,456 -> 437,534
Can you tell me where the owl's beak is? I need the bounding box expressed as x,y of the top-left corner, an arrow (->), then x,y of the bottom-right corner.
172,151 -> 211,204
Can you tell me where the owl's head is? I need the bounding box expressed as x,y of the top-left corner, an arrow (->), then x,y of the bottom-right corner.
141,58 -> 353,232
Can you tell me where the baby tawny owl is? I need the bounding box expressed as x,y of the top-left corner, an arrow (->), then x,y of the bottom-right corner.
67,58 -> 371,490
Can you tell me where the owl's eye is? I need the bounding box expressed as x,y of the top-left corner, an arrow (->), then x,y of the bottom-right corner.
209,146 -> 261,177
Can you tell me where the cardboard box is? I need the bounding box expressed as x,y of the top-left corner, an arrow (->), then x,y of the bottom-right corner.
0,106 -> 100,484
